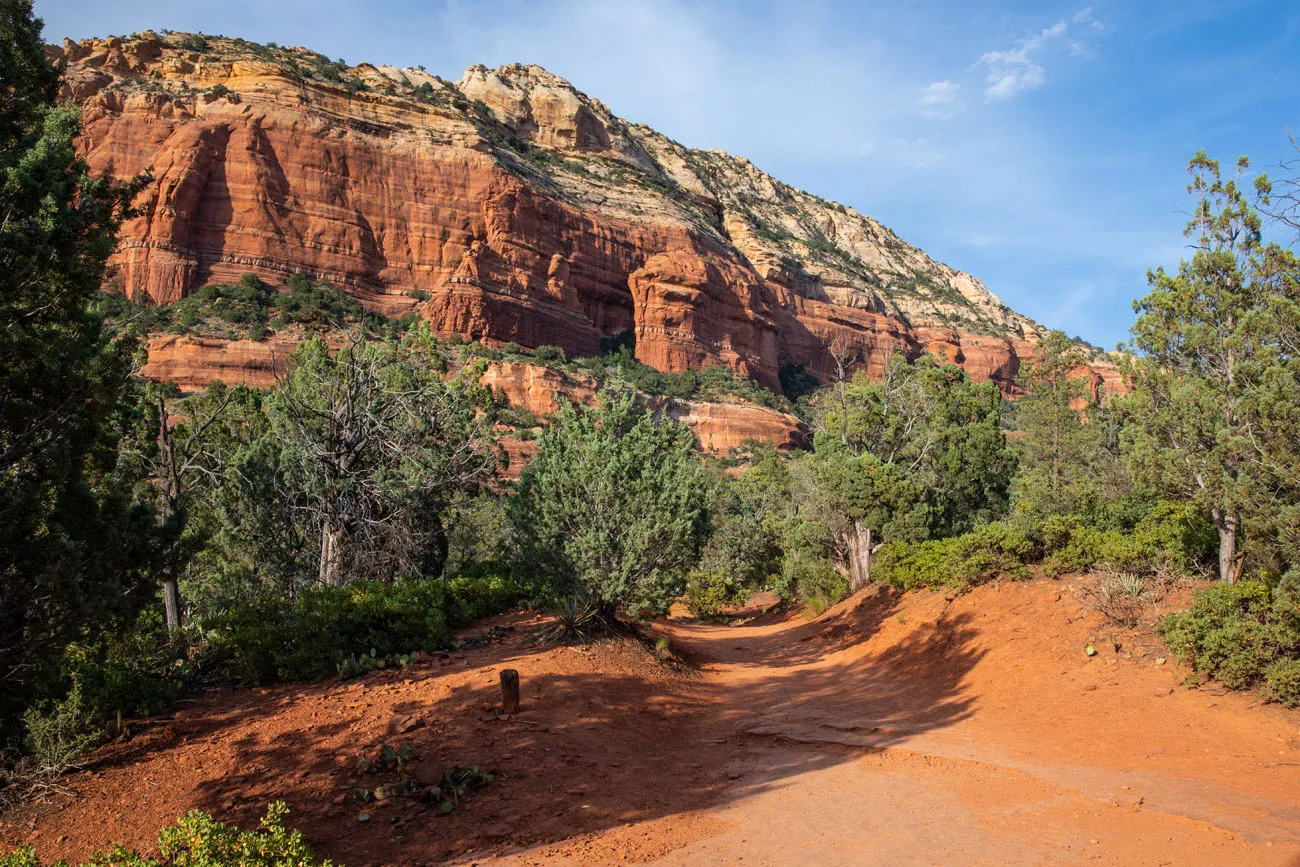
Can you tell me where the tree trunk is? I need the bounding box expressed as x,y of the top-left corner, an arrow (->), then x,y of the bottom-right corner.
319,520 -> 346,586
1217,514 -> 1240,584
157,464 -> 183,636
845,521 -> 873,592
163,577 -> 181,637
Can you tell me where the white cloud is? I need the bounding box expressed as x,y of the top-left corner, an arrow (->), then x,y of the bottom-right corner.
917,80 -> 963,119
978,9 -> 1103,102
979,20 -> 1063,101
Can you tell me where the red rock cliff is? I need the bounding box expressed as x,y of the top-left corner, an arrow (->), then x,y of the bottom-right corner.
59,32 -> 1114,397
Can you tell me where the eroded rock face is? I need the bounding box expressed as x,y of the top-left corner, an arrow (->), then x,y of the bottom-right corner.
61,32 -> 1115,397
139,338 -> 807,457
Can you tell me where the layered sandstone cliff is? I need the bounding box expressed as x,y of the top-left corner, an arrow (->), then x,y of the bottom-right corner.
59,31 -> 1108,397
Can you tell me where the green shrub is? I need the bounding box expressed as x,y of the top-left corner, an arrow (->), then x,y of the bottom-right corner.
443,568 -> 529,623
0,802 -> 331,866
1265,658 -> 1300,707
203,573 -> 527,685
875,522 -> 1033,591
533,345 -> 567,363
779,558 -> 848,614
60,610 -> 186,721
206,579 -> 453,683
684,570 -> 748,620
1035,503 -> 1214,577
272,273 -> 365,328
21,684 -> 101,774
1158,579 -> 1300,696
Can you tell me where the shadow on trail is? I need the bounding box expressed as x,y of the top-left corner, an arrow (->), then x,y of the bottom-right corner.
161,590 -> 984,865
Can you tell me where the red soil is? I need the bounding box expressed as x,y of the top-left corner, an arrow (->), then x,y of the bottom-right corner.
5,579 -> 1300,866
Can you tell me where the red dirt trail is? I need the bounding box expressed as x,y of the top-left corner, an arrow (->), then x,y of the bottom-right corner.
5,579 -> 1300,866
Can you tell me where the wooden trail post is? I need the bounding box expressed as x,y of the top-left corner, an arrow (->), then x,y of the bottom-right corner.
500,669 -> 520,715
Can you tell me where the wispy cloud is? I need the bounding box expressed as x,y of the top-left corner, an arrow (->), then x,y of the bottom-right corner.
917,80 -> 962,119
978,9 -> 1102,102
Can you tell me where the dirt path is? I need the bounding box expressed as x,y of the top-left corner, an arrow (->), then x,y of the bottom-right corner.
5,580 -> 1300,866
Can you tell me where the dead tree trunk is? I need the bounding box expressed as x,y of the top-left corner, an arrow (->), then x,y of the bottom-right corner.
319,519 -> 347,586
845,521 -> 875,592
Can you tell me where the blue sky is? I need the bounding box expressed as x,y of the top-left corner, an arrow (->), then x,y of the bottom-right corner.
35,0 -> 1300,349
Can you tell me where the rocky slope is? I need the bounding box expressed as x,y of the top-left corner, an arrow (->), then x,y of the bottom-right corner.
56,31 -> 1108,400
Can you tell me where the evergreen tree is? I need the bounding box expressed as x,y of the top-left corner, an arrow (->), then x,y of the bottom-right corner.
812,355 -> 1014,590
1124,152 -> 1300,582
512,383 -> 710,617
0,0 -> 159,742
266,328 -> 498,586
1011,330 -> 1126,518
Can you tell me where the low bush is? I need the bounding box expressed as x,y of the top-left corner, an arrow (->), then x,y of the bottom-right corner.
1037,503 -> 1214,577
684,570 -> 748,620
777,558 -> 849,615
875,522 -> 1033,591
1265,658 -> 1300,708
205,574 -> 529,684
0,802 -> 331,866
442,568 -> 531,624
60,610 -> 187,721
21,685 -> 102,775
1158,575 -> 1300,700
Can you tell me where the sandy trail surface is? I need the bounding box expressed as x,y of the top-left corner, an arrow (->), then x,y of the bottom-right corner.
5,580 -> 1300,866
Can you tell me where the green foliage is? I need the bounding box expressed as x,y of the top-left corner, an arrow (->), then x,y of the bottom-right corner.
513,384 -> 711,617
805,354 -> 1014,591
533,344 -> 567,363
111,272 -> 387,341
1158,577 -> 1300,696
204,579 -> 453,684
0,3 -> 163,746
875,522 -> 1033,591
684,570 -> 749,620
21,684 -> 102,774
1123,151 -> 1300,581
58,609 -> 186,720
1035,502 -> 1215,577
776,557 -> 849,615
1012,330 -> 1128,518
262,329 -> 497,585
197,567 -> 527,685
696,457 -> 787,601
272,272 -> 367,328
0,802 -> 331,866
1264,658 -> 1300,708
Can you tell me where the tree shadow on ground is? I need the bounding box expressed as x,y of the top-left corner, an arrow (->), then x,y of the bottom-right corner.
160,597 -> 984,866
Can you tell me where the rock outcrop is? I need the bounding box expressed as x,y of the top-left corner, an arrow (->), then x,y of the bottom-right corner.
56,31 -> 1114,400
140,335 -> 807,456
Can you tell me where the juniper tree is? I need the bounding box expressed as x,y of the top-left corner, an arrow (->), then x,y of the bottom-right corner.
811,355 -> 1014,590
0,0 -> 160,742
512,383 -> 710,618
267,328 -> 498,587
1124,152 -> 1300,582
1011,330 -> 1126,518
